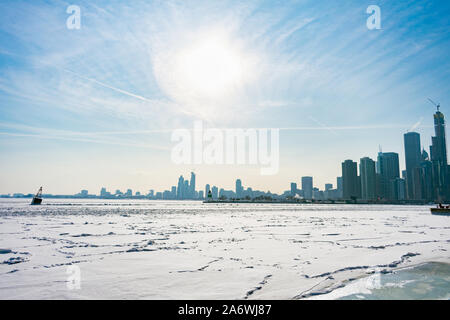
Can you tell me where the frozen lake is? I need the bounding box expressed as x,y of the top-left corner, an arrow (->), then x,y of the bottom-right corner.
0,199 -> 449,299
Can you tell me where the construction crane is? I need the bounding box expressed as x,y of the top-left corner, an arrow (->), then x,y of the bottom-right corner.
428,98 -> 440,111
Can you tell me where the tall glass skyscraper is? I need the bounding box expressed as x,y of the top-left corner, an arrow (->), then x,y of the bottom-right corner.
404,132 -> 422,200
189,172 -> 196,199
430,107 -> 449,201
376,152 -> 400,200
342,160 -> 358,200
205,184 -> 210,199
236,179 -> 243,198
431,109 -> 448,164
290,182 -> 297,197
301,176 -> 313,200
360,157 -> 376,200
177,175 -> 184,199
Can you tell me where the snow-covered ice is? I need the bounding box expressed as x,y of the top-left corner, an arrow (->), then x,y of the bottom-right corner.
0,199 -> 449,299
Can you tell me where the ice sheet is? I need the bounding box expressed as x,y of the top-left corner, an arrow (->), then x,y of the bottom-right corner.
0,199 -> 449,299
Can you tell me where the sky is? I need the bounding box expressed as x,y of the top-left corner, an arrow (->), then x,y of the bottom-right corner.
0,0 -> 450,195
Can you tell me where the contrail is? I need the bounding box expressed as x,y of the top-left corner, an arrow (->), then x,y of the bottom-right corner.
408,117 -> 424,132
61,67 -> 200,118
0,51 -> 158,104
62,68 -> 155,103
307,116 -> 339,135
279,124 -> 432,131
0,131 -> 169,151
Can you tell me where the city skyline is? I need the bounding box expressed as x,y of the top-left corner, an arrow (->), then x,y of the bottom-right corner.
4,104 -> 448,203
1,1 -> 450,194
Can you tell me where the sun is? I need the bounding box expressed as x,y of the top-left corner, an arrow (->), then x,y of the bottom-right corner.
174,36 -> 243,98
152,30 -> 257,117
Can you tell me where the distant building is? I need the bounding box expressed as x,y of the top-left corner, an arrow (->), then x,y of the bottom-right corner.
290,182 -> 297,197
404,132 -> 422,200
390,178 -> 406,200
184,180 -> 189,198
377,152 -> 400,200
236,179 -> 243,198
336,176 -> 343,198
211,186 -> 218,199
342,160 -> 359,200
219,189 -> 235,199
189,172 -> 196,199
162,190 -> 172,199
430,107 -> 449,201
421,151 -> 434,201
100,187 -> 110,198
244,187 -> 253,199
13,193 -> 25,198
313,187 -> 323,200
205,184 -> 210,199
301,176 -> 313,200
177,176 -> 184,199
325,188 -> 339,200
360,157 -> 376,200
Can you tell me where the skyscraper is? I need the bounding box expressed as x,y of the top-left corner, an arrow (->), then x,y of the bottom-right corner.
430,106 -> 449,201
290,182 -> 297,197
211,186 -> 218,199
421,149 -> 434,201
177,175 -> 184,199
360,157 -> 376,200
301,177 -> 313,200
431,107 -> 448,165
184,180 -> 189,198
377,152 -> 400,200
236,179 -> 243,198
336,176 -> 343,198
390,178 -> 406,200
412,167 -> 424,200
205,184 -> 210,199
342,160 -> 358,200
404,132 -> 422,199
189,172 -> 196,199
171,186 -> 176,199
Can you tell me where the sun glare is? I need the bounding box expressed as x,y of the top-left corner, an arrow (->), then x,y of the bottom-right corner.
152,30 -> 258,117
175,37 -> 243,98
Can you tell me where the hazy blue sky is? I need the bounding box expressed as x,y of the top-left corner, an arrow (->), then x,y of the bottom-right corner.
1,0 -> 449,194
